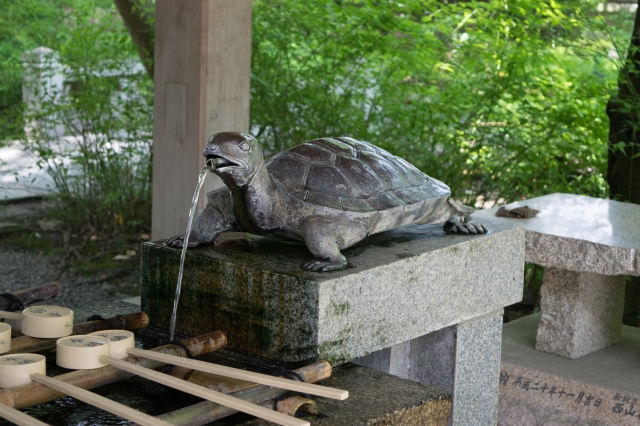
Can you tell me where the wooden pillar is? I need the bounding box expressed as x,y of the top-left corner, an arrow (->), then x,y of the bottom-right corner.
152,0 -> 251,239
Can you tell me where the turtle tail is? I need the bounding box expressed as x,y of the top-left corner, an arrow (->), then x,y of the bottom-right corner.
447,198 -> 475,215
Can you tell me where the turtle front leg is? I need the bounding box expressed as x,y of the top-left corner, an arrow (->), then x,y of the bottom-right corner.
301,216 -> 369,272
165,188 -> 237,248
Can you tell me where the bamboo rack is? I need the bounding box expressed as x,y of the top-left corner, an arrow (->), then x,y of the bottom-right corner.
158,361 -> 333,426
127,348 -> 347,400
0,311 -> 22,320
0,399 -> 49,426
101,356 -> 310,426
0,330 -> 227,409
31,373 -> 174,426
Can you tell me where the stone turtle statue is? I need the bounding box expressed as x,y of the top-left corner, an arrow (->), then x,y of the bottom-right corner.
166,132 -> 487,271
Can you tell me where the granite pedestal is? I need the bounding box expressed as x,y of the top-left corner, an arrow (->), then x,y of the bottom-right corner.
475,193 -> 640,358
499,314 -> 640,426
141,218 -> 524,425
354,310 -> 504,426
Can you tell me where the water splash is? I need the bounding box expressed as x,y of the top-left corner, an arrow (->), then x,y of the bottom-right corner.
169,161 -> 214,340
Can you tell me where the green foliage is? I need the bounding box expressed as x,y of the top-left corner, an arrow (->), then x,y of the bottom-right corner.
251,0 -> 628,204
17,0 -> 153,234
0,0 -> 117,141
1,0 -> 634,235
0,0 -> 66,140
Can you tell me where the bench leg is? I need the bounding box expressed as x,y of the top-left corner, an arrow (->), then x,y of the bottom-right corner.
535,267 -> 625,359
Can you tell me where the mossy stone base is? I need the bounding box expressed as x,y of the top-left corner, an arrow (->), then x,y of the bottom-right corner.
141,219 -> 523,364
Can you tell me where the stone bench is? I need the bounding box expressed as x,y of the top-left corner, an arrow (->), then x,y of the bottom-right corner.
141,218 -> 524,425
475,193 -> 640,359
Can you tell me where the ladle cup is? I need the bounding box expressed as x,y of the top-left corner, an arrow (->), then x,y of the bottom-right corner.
0,353 -> 46,388
0,306 -> 73,338
0,323 -> 11,354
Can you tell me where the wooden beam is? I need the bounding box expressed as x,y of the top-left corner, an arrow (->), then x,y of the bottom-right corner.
0,283 -> 61,311
151,0 -> 252,239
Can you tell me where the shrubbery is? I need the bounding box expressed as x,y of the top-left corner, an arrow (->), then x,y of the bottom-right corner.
252,0 -> 628,205
3,0 -> 152,233
0,0 -> 634,233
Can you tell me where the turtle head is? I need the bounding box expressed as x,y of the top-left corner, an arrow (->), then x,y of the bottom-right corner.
203,132 -> 263,186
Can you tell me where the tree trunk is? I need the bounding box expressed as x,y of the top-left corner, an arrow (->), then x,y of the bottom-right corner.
113,0 -> 155,80
607,1 -> 640,327
606,0 -> 640,203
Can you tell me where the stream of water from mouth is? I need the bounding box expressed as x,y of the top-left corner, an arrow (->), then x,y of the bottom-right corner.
169,163 -> 213,340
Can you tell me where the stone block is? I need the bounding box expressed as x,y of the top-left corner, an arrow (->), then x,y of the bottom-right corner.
474,193 -> 640,276
355,310 -> 504,426
535,267 -> 625,359
500,313 -> 640,426
141,219 -> 524,364
242,363 -> 452,426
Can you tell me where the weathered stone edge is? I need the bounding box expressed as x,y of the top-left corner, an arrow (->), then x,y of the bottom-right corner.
316,228 -> 525,365
526,231 -> 639,276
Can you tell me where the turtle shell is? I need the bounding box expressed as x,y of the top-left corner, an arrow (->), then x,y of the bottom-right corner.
266,137 -> 451,212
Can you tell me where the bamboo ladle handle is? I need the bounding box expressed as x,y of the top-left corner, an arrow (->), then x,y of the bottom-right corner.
99,355 -> 309,426
0,310 -> 22,320
0,400 -> 49,426
126,347 -> 348,400
30,373 -> 173,426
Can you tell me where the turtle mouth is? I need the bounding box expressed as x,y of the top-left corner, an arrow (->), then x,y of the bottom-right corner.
205,154 -> 242,170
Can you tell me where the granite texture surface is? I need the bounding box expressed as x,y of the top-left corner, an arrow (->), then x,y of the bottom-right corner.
407,325 -> 456,393
502,313 -> 640,397
498,395 -> 619,426
535,268 -> 625,359
473,193 -> 640,275
354,310 -> 504,426
141,219 -> 524,364
451,311 -> 503,426
353,324 -> 457,390
500,313 -> 640,425
499,364 -> 639,426
241,363 -> 452,426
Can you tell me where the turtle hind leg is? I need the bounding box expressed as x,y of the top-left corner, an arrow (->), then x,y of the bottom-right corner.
443,198 -> 488,235
447,197 -> 475,215
443,219 -> 487,235
301,216 -> 369,272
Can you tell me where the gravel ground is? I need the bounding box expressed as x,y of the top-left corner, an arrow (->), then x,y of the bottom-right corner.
0,246 -> 137,309
0,199 -> 139,309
